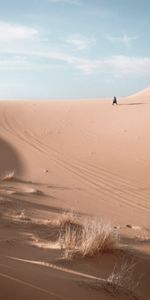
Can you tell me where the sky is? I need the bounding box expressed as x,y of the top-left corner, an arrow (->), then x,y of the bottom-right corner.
0,0 -> 150,99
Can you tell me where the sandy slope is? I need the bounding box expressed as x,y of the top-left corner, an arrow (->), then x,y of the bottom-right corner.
0,88 -> 150,300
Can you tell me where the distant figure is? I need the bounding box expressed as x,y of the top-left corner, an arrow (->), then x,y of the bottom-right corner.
112,96 -> 117,105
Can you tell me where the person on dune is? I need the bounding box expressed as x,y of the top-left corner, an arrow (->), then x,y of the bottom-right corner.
112,96 -> 118,105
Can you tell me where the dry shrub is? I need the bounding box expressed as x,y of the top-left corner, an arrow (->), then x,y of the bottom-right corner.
84,260 -> 139,299
107,261 -> 137,293
59,214 -> 118,258
102,260 -> 139,299
58,212 -> 82,259
56,211 -> 79,227
1,171 -> 15,181
80,220 -> 118,257
60,225 -> 81,259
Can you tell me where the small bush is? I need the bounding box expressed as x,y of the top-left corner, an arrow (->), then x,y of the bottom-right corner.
59,214 -> 118,258
84,261 -> 139,299
80,220 -> 118,257
56,211 -> 79,227
1,171 -> 15,181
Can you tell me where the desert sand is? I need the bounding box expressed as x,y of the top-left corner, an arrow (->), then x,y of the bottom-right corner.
0,87 -> 150,300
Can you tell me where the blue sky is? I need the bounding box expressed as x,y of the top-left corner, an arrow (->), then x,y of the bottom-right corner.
0,0 -> 150,99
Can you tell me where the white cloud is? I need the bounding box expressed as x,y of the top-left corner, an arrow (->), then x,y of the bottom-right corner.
0,22 -> 38,42
1,23 -> 144,77
1,48 -> 150,77
100,55 -> 150,76
107,34 -> 138,47
0,55 -> 29,70
48,0 -> 80,5
66,34 -> 96,50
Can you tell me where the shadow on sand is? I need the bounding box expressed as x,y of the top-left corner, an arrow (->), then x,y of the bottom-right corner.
118,103 -> 146,106
0,137 -> 23,177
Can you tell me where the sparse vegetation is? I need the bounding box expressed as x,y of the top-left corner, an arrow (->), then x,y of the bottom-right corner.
58,213 -> 118,259
85,260 -> 139,299
106,260 -> 139,296
80,220 -> 118,257
1,170 -> 15,181
56,211 -> 79,227
0,201 -> 140,299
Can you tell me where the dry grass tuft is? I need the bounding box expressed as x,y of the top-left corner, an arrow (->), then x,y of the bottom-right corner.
56,211 -> 79,227
1,171 -> 15,181
58,212 -> 82,259
106,260 -> 139,296
60,225 -> 81,259
80,220 -> 118,257
59,214 -> 118,258
84,260 -> 139,299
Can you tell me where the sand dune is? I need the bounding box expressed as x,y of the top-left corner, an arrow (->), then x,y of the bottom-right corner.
0,88 -> 150,300
129,86 -> 150,100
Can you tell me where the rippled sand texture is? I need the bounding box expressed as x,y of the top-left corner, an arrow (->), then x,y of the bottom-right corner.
0,87 -> 150,300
